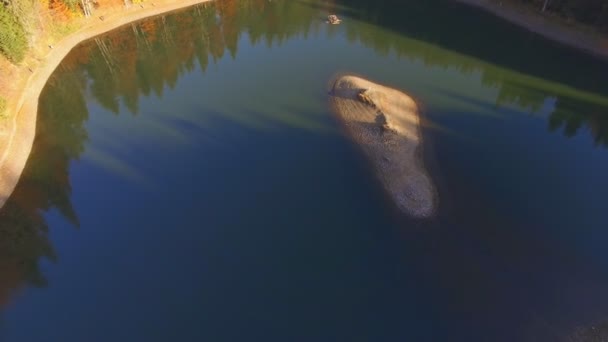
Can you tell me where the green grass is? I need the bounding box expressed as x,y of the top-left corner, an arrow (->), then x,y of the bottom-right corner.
0,96 -> 7,116
0,5 -> 28,63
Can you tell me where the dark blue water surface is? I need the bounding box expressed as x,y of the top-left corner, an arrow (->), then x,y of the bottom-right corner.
1,0 -> 608,341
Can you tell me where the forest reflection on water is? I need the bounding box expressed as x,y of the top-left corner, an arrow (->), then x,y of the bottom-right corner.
0,0 -> 607,340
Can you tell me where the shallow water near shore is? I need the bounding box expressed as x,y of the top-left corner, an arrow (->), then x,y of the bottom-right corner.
1,0 -> 608,341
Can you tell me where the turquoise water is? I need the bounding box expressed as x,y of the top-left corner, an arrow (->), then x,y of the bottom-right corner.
1,0 -> 608,340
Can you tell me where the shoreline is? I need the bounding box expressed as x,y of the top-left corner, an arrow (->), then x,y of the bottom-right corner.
454,0 -> 608,60
0,0 -> 212,209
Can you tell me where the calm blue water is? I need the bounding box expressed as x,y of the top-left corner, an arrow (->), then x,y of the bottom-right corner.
1,0 -> 608,341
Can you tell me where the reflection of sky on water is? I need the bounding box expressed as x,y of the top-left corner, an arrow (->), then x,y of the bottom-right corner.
2,1 -> 608,340
81,19 -> 608,183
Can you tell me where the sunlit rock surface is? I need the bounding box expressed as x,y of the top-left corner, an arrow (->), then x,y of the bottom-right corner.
329,75 -> 437,218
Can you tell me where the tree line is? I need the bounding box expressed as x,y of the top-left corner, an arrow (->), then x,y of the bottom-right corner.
508,0 -> 608,31
0,0 -> 143,63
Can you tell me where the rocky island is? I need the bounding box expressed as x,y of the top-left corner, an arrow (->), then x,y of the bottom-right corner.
329,75 -> 437,218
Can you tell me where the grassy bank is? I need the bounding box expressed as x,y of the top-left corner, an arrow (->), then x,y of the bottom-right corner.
0,1 -> 157,114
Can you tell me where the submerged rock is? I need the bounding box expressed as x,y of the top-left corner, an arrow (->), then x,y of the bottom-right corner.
565,319 -> 608,342
329,75 -> 437,218
327,15 -> 342,25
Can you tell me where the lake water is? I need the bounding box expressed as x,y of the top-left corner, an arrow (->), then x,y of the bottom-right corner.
1,0 -> 608,341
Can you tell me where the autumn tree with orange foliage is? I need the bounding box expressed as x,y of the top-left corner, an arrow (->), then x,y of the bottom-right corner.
48,0 -> 76,21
